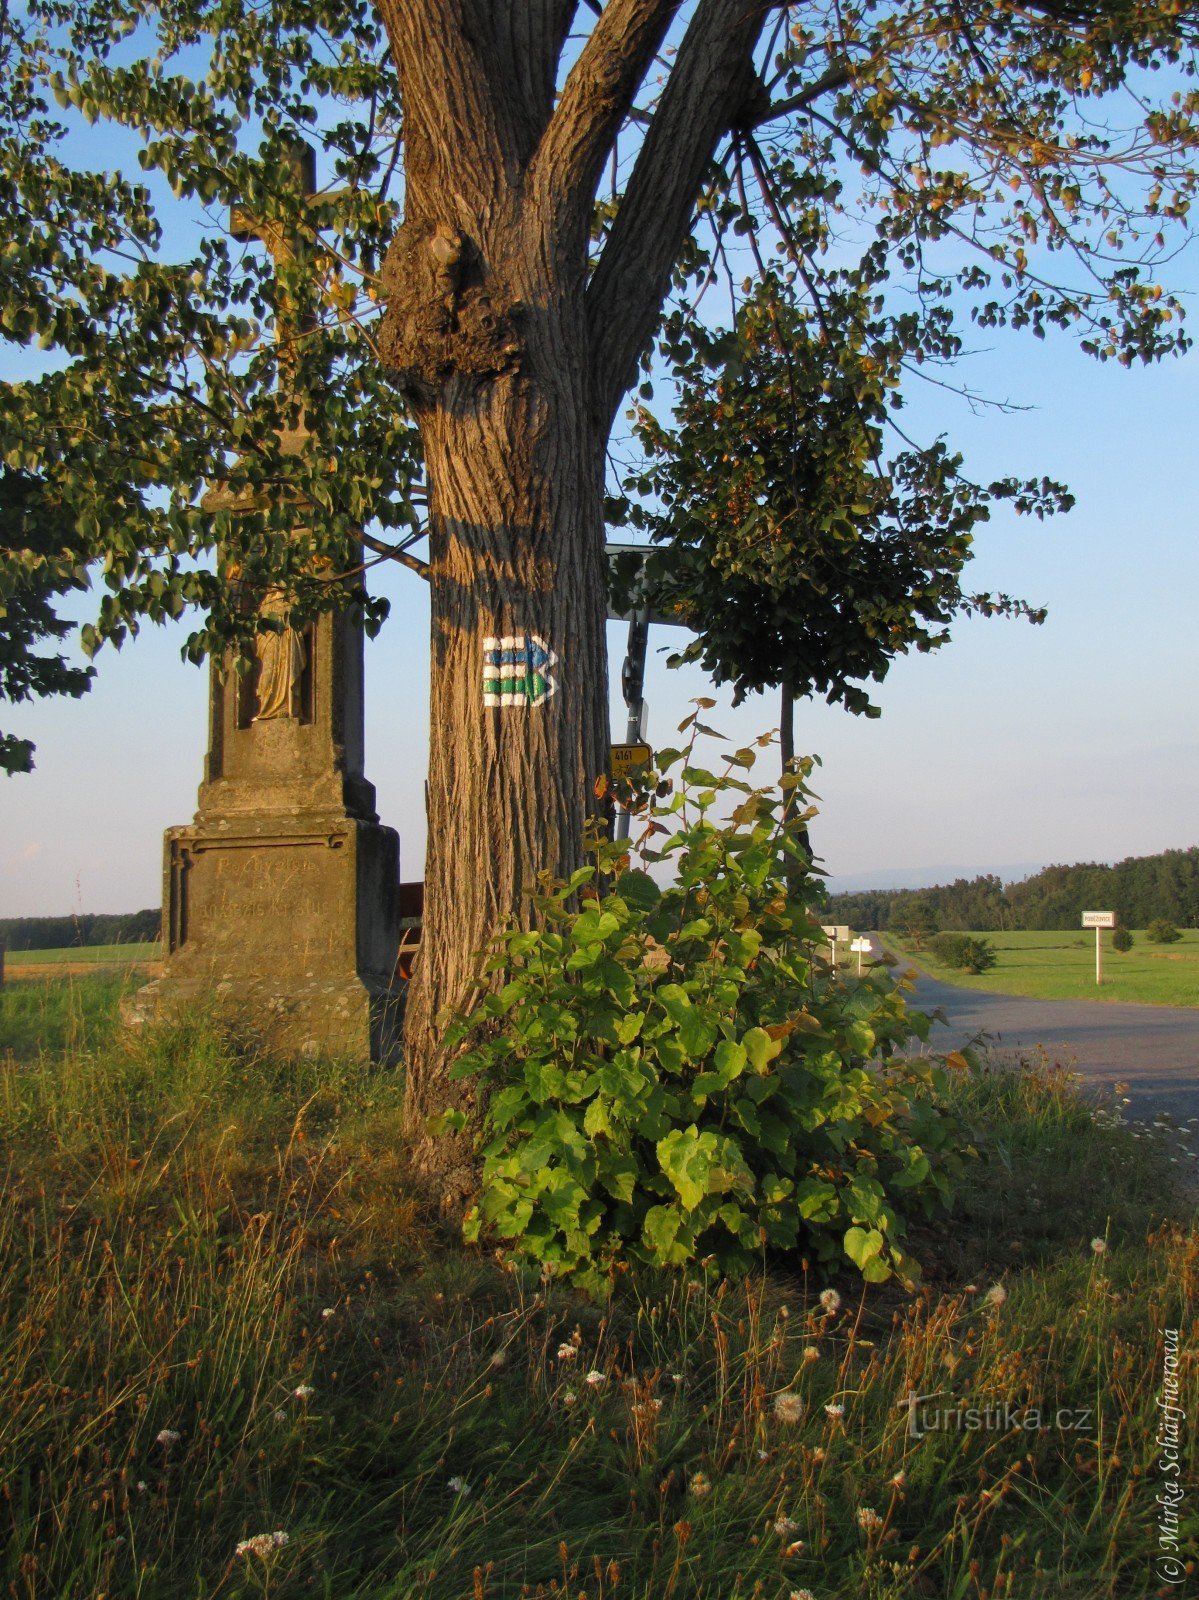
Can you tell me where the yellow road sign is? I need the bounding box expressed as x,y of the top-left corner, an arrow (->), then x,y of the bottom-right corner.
610,742 -> 652,779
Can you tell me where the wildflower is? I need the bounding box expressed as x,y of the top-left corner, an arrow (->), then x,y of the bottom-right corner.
962,1284 -> 979,1294
810,1447 -> 826,1463
136,1481 -> 147,1493
856,1506 -> 884,1533
557,1343 -> 578,1361
1090,1237 -> 1107,1255
824,1403 -> 844,1420
802,1345 -> 820,1364
757,1448 -> 770,1461
671,1372 -> 684,1384
773,1391 -> 805,1424
293,1384 -> 315,1401
274,1410 -> 287,1424
889,1470 -> 906,1488
984,1284 -> 1007,1308
790,1590 -> 818,1600
562,1390 -> 578,1408
235,1532 -> 289,1559
631,1398 -> 663,1421
773,1515 -> 801,1538
689,1470 -> 712,1499
819,1288 -> 841,1314
321,1307 -> 335,1319
447,1476 -> 470,1496
489,1351 -> 507,1370
585,1369 -> 606,1387
155,1429 -> 180,1447
783,1541 -> 806,1557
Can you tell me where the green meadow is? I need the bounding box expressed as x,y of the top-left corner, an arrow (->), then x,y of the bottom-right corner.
0,972 -> 1194,1598
888,929 -> 1199,1006
5,941 -> 161,967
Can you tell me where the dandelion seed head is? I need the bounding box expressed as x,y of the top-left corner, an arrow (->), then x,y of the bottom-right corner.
689,1470 -> 712,1499
819,1288 -> 841,1314
155,1429 -> 180,1447
984,1283 -> 1007,1307
773,1391 -> 804,1424
1090,1237 -> 1107,1255
824,1403 -> 844,1419
802,1345 -> 820,1364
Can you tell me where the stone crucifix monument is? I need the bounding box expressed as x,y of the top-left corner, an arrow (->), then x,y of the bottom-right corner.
130,145 -> 401,1060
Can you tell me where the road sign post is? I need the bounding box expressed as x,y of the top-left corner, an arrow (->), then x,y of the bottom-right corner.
821,924 -> 850,972
606,543 -> 690,842
1081,911 -> 1116,986
850,936 -> 872,975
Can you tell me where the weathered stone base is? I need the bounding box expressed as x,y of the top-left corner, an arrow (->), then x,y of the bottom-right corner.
127,812 -> 402,1063
125,970 -> 402,1061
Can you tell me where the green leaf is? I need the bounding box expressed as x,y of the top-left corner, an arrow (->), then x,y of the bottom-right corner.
743,1026 -> 783,1073
657,1125 -> 719,1212
844,1225 -> 885,1271
616,868 -> 661,912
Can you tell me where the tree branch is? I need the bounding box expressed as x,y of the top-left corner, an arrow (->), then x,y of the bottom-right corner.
585,0 -> 770,428
749,59 -> 853,126
531,0 -> 680,229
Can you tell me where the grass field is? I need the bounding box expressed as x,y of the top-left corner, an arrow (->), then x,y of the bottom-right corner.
5,940 -> 160,967
888,928 -> 1199,1006
0,972 -> 1195,1597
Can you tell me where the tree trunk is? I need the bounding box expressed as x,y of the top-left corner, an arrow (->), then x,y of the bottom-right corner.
402,359 -> 610,1191
373,0 -> 770,1195
779,673 -> 811,879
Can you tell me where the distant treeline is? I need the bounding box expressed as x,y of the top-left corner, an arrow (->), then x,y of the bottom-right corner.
0,909 -> 161,951
827,847 -> 1199,933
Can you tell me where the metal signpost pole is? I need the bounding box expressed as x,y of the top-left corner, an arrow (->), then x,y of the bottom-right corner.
615,603 -> 649,842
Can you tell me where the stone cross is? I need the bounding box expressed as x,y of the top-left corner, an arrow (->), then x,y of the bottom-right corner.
127,142 -> 401,1062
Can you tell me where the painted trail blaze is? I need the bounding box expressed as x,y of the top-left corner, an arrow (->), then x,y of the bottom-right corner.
482,635 -> 558,708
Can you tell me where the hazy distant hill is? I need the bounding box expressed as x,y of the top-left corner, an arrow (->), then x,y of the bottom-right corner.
826,847 -> 1199,932
823,863 -> 1044,895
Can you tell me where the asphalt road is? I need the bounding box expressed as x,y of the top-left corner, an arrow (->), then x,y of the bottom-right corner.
865,936 -> 1199,1137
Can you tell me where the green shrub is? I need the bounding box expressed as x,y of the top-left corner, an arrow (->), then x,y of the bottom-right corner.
443,713 -> 974,1295
1111,926 -> 1134,952
1146,918 -> 1182,944
929,931 -> 998,973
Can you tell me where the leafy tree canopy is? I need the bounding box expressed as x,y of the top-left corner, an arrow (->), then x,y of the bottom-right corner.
1,0 -> 1197,767
619,272 -> 1064,713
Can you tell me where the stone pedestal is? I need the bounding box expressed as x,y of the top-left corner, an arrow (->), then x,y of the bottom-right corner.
130,600 -> 401,1061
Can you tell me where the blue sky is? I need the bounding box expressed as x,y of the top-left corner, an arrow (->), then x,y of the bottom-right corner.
2,34 -> 1198,916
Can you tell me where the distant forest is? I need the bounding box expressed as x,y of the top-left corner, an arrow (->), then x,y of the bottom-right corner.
826,847 -> 1199,933
0,909 -> 161,951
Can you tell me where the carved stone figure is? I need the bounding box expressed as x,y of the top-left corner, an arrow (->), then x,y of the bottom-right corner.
253,590 -> 306,721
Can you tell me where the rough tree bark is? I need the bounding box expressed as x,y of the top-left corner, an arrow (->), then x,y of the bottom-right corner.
375,0 -> 769,1190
